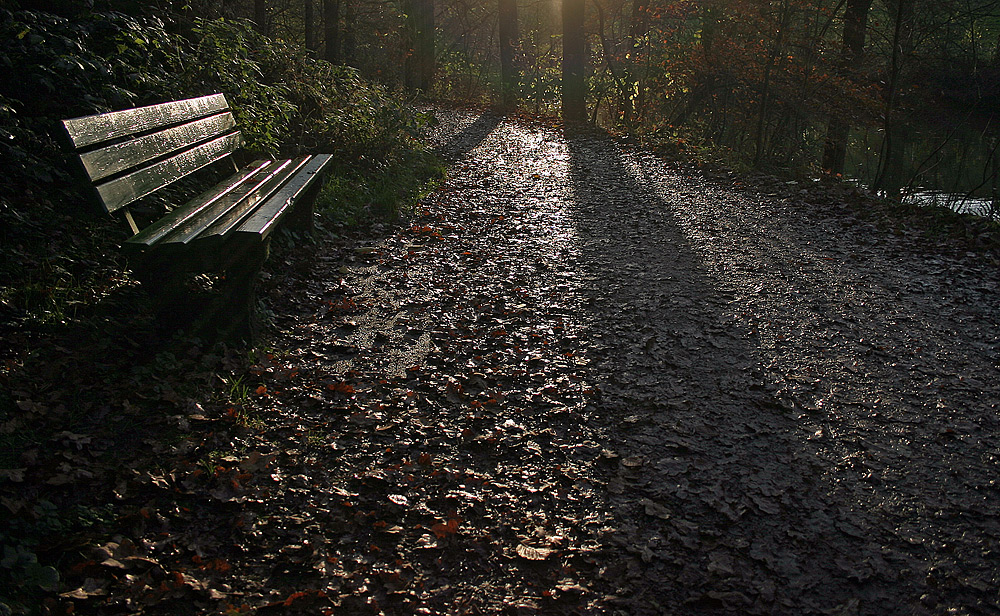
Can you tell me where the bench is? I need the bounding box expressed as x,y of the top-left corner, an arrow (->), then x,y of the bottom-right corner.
60,93 -> 333,342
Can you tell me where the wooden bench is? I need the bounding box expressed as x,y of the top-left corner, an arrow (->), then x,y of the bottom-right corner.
61,93 -> 333,341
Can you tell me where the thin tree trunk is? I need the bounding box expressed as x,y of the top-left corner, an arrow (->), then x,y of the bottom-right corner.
822,0 -> 873,174
323,0 -> 341,64
405,0 -> 435,91
217,0 -> 239,19
992,137 -> 999,218
594,1 -> 628,128
305,0 -> 317,54
499,0 -> 519,108
873,0 -> 915,196
562,0 -> 586,123
674,1 -> 720,127
702,0 -> 719,58
254,0 -> 267,34
343,0 -> 356,66
627,0 -> 649,128
753,1 -> 791,167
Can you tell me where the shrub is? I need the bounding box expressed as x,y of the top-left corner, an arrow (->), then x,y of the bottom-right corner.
0,9 -> 183,199
174,17 -> 430,167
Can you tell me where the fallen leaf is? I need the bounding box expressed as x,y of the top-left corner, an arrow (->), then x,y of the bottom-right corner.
388,494 -> 409,506
516,543 -> 553,561
431,518 -> 460,538
641,498 -> 671,520
622,456 -> 644,469
0,469 -> 26,482
556,581 -> 586,594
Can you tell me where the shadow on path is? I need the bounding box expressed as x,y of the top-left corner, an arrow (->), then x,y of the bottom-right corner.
431,111 -> 504,162
563,127 -> 907,615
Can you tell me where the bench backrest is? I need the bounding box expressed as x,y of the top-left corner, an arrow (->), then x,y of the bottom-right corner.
61,94 -> 241,230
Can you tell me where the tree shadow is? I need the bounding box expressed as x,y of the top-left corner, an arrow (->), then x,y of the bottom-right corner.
562,127 -> 901,614
430,110 -> 504,162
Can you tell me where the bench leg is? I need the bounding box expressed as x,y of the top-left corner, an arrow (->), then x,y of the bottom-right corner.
132,242 -> 267,345
284,180 -> 321,237
212,241 -> 268,344
132,261 -> 202,334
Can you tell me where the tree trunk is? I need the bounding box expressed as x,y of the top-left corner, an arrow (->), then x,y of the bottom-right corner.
821,0 -> 873,174
562,0 -> 586,123
499,0 -> 519,109
594,1 -> 630,128
305,0 -> 317,55
627,0 -> 649,127
254,0 -> 267,34
323,0 -> 341,64
873,0 -> 915,196
753,1 -> 791,167
405,0 -> 435,91
343,0 -> 356,66
991,138 -> 999,218
702,0 -> 719,58
217,0 -> 236,20
672,0 -> 719,128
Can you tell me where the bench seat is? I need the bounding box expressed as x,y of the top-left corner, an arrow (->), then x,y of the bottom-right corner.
126,155 -> 333,256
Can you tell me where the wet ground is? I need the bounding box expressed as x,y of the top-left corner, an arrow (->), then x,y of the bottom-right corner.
89,109 -> 997,615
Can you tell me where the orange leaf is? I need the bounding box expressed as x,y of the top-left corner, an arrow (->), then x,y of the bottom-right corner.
431,518 -> 460,539
327,382 -> 355,394
283,591 -> 309,606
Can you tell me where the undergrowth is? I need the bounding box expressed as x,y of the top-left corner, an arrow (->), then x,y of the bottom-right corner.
318,148 -> 446,227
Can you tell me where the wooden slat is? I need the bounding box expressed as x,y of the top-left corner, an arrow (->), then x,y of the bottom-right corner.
125,159 -> 273,251
62,94 -> 230,150
237,154 -> 334,240
94,131 -> 241,214
79,113 -> 237,182
159,159 -> 298,247
198,158 -> 314,243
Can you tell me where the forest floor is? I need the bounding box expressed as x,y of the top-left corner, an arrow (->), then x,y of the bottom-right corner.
4,109 -> 1000,615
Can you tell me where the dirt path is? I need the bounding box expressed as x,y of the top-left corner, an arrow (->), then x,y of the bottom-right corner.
189,110 -> 1000,615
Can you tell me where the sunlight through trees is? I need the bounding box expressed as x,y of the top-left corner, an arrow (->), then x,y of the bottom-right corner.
12,0 -> 1000,204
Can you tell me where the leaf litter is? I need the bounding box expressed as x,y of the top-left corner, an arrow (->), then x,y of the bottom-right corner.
2,109 -> 999,615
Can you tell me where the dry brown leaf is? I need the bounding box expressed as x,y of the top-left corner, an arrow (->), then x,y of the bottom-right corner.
608,476 -> 625,494
622,456 -> 644,469
641,498 -> 671,520
431,518 -> 460,538
516,543 -> 553,561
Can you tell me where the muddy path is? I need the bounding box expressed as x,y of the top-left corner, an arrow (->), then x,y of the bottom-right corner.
101,110 -> 998,615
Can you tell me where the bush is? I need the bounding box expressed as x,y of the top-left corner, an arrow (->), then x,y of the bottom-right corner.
0,9 -> 183,200
176,17 -> 430,167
